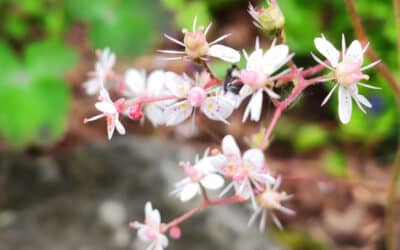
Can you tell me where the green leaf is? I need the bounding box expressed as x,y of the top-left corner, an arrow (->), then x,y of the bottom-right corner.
294,124 -> 329,152
25,39 -> 78,80
0,42 -> 23,85
323,150 -> 347,178
0,78 -> 70,147
175,1 -> 211,29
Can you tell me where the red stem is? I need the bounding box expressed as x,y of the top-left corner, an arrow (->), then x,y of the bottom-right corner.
164,195 -> 246,231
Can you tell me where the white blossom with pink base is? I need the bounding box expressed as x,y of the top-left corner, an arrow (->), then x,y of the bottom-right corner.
248,176 -> 295,232
239,38 -> 293,122
130,202 -> 169,250
210,135 -> 276,209
121,69 -> 172,127
84,48 -> 116,95
312,35 -> 381,124
171,150 -> 225,202
84,89 -> 126,140
164,72 -> 235,126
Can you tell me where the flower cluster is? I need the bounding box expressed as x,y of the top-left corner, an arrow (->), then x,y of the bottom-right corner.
82,2 -> 384,249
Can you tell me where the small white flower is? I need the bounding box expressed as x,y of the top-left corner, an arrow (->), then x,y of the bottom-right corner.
84,89 -> 126,140
171,150 -> 225,202
130,202 -> 168,250
248,177 -> 295,232
159,17 -> 240,63
312,34 -> 380,124
239,38 -> 293,122
163,72 -> 236,126
210,135 -> 275,209
84,48 -> 116,95
122,69 -> 172,126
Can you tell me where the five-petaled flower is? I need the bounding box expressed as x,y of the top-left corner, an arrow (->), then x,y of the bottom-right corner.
312,35 -> 380,124
84,48 -> 116,95
239,38 -> 293,122
159,17 -> 240,63
171,150 -> 225,202
121,69 -> 173,127
210,135 -> 275,209
130,202 -> 168,250
84,89 -> 126,140
248,176 -> 295,232
164,72 -> 235,126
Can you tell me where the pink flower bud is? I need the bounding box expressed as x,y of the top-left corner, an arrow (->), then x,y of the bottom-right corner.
128,104 -> 144,120
169,226 -> 181,239
184,31 -> 209,59
187,86 -> 206,107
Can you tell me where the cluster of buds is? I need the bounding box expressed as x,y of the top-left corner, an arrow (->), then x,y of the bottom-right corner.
82,1 -> 383,249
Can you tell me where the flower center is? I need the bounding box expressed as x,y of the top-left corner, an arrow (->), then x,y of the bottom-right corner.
256,191 -> 281,209
184,165 -> 203,182
239,70 -> 268,90
335,61 -> 369,87
184,31 -> 209,59
187,86 -> 206,107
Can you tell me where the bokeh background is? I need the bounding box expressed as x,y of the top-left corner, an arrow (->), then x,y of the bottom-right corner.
0,0 -> 398,250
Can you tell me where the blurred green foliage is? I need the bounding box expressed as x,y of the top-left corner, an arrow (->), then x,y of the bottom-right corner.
0,40 -> 76,147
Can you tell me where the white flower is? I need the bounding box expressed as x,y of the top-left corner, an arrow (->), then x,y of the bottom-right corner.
84,89 -> 126,140
159,17 -> 240,63
171,150 -> 225,202
84,48 -> 116,95
163,72 -> 236,126
210,135 -> 275,209
239,38 -> 293,122
248,177 -> 295,232
122,69 -> 172,126
312,35 -> 380,124
130,202 -> 168,250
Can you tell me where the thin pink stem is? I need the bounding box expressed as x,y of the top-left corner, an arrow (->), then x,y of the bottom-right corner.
164,195 -> 246,231
259,67 -> 322,149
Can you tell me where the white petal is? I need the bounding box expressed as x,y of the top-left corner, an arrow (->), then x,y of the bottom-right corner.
115,117 -> 126,135
262,45 -> 289,75
124,69 -> 146,96
144,202 -> 153,219
208,44 -> 241,63
243,148 -> 265,170
95,101 -> 116,114
338,86 -> 352,124
107,116 -> 116,140
321,84 -> 338,106
249,89 -> 263,122
147,70 -> 166,95
84,78 -> 101,95
246,49 -> 264,72
314,36 -> 340,67
355,94 -> 372,108
264,88 -> 280,99
180,183 -> 199,202
222,135 -> 241,157
345,40 -> 363,64
145,104 -> 164,126
163,101 -> 193,126
200,174 -> 224,190
239,84 -> 254,99
165,72 -> 192,98
358,82 -> 381,90
200,96 -> 235,122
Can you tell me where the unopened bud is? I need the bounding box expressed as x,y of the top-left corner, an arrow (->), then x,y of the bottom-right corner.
169,226 -> 182,239
128,104 -> 143,120
249,1 -> 285,33
184,31 -> 209,59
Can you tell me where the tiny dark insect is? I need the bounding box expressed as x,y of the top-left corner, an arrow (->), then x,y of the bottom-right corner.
223,64 -> 243,95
